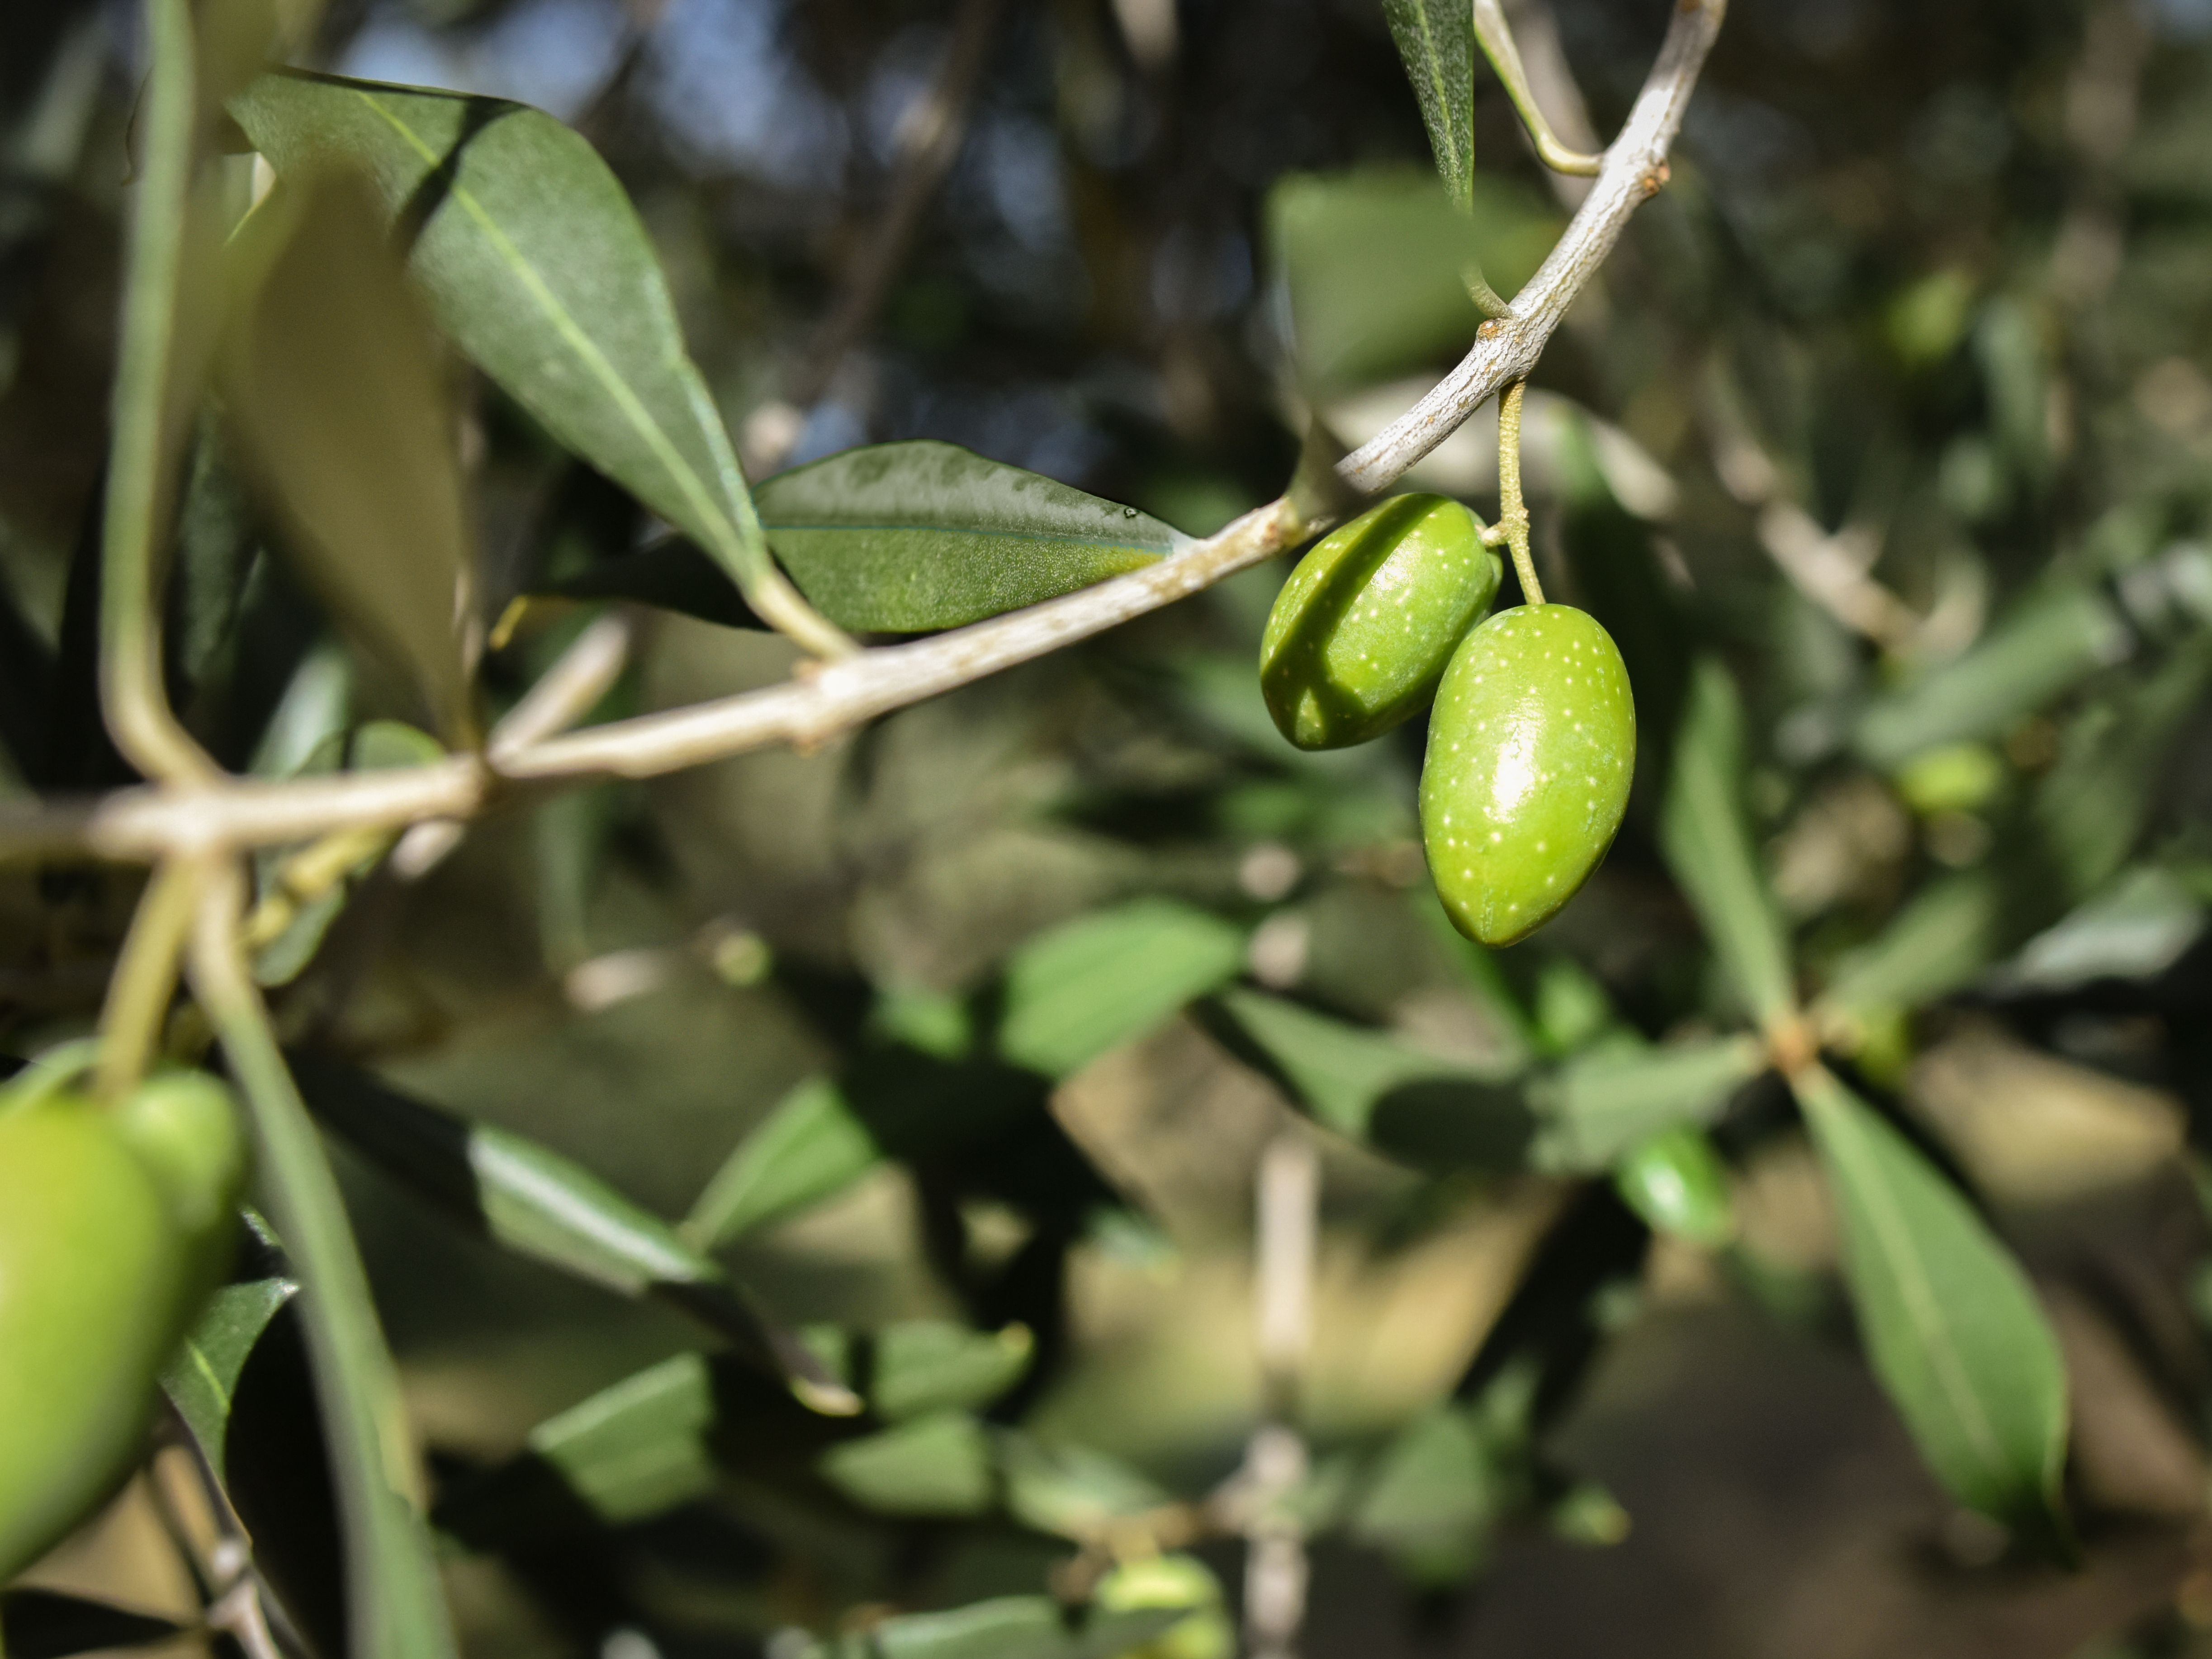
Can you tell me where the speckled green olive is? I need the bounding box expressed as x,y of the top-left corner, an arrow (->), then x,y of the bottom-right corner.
1260,493 -> 1501,750
0,1092 -> 191,1578
1419,604 -> 1635,945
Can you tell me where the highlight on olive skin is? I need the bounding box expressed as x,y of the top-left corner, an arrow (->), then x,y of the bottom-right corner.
1419,604 -> 1635,946
1260,493 -> 1502,751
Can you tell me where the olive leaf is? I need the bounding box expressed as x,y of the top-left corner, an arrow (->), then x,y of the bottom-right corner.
1660,659 -> 1796,1026
819,1411 -> 996,1517
1815,870 -> 2006,1028
754,441 -> 1182,633
996,900 -> 1247,1078
801,1320 -> 1034,1422
1528,1034 -> 1766,1172
1381,0 -> 1476,213
1793,1066 -> 2070,1540
286,1053 -> 856,1412
218,167 -> 479,746
1853,583 -> 2126,770
161,1275 -> 298,1474
224,70 -> 845,656
1201,988 -> 1534,1171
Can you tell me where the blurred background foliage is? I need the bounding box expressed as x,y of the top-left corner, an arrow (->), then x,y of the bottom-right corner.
6,0 -> 2212,1654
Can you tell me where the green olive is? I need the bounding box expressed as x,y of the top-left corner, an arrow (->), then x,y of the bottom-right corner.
1613,1126 -> 1735,1247
115,1069 -> 248,1306
1419,604 -> 1635,945
0,1092 -> 189,1578
1260,494 -> 1501,750
1094,1553 -> 1233,1659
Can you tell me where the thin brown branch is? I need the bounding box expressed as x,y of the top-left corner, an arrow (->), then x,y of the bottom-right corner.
0,0 -> 1725,865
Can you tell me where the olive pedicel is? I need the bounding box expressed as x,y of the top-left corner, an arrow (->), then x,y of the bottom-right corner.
1419,603 -> 1635,946
1260,493 -> 1501,750
0,1070 -> 246,1578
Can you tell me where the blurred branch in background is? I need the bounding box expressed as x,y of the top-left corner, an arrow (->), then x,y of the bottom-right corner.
1242,1133 -> 1318,1659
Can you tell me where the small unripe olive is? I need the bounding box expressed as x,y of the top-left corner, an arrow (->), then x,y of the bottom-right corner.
1260,494 -> 1501,750
1613,1126 -> 1735,1247
1094,1553 -> 1233,1659
0,1093 -> 189,1578
1420,604 -> 1634,945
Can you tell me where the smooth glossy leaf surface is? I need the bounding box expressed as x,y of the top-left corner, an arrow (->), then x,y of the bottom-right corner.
804,1597 -> 1181,1659
684,1073 -> 881,1245
225,70 -> 838,653
1794,1066 -> 2068,1536
1853,584 -> 2126,770
1660,659 -> 1795,1025
1203,988 -> 1533,1170
997,901 -> 1246,1078
1381,0 -> 1475,212
1529,1035 -> 1765,1172
161,1274 -> 297,1473
753,441 -> 1179,633
218,168 -> 478,744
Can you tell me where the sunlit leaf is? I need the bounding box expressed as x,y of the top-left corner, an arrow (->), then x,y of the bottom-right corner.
1660,659 -> 1795,1025
1380,0 -> 1475,212
754,441 -> 1181,632
218,167 -> 479,744
1989,865 -> 2208,993
997,1432 -> 1173,1540
684,1074 -> 882,1246
1202,988 -> 1533,1171
226,70 -> 841,654
1528,1035 -> 1765,1172
1793,1066 -> 2069,1539
161,1274 -> 297,1474
997,901 -> 1247,1078
803,1320 -> 1035,1422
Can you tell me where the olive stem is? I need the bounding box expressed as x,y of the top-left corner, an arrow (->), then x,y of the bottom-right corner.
1497,381 -> 1544,605
1462,262 -> 1512,320
1474,0 -> 1605,176
187,864 -> 459,1659
93,858 -> 204,1102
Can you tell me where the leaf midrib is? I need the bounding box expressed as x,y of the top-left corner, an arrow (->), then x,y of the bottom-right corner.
351,90 -> 757,586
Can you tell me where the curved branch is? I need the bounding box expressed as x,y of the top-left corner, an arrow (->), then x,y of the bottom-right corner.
0,0 -> 1724,863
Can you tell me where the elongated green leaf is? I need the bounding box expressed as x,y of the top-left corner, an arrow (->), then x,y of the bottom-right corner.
1816,870 -> 2006,1025
1660,659 -> 1795,1025
288,1053 -> 856,1411
219,167 -> 479,744
1381,0 -> 1475,212
1202,989 -> 1533,1171
161,1275 -> 298,1473
1990,865 -> 2208,993
525,1351 -> 720,1526
805,1597 -> 1182,1659
1793,1066 -> 2069,1537
225,70 -> 843,655
753,442 -> 1179,633
1350,1405 -> 1497,1585
1528,1034 -> 1766,1171
1853,584 -> 2126,770
819,1411 -> 995,1517
802,1320 -> 1035,1422
997,900 -> 1246,1078
684,1073 -> 881,1245
200,956 -> 459,1659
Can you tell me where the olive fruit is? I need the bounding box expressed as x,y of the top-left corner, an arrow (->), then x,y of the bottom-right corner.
1094,1553 -> 1233,1659
0,1095 -> 189,1576
115,1069 -> 250,1271
1420,604 -> 1634,945
1260,493 -> 1500,750
1613,1126 -> 1735,1248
